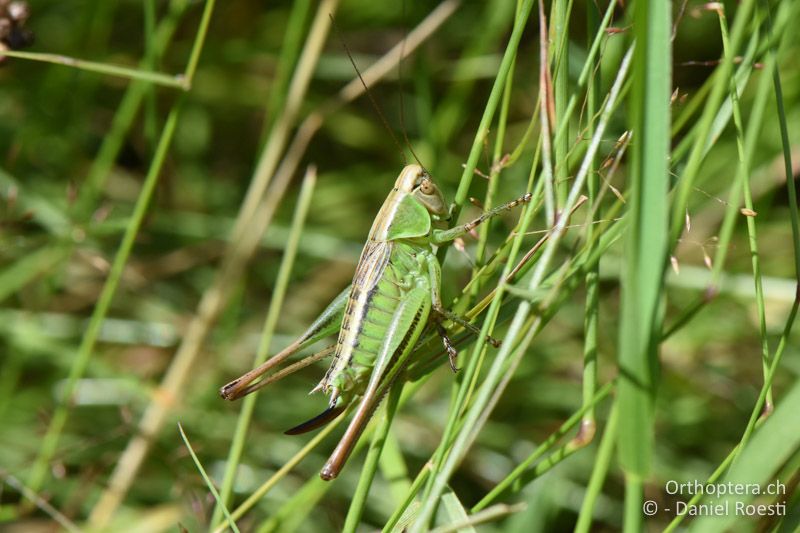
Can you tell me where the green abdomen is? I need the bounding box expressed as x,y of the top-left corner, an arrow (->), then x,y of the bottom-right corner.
324,241 -> 424,401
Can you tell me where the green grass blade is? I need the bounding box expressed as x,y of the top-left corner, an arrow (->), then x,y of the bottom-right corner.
181,0 -> 216,88
451,0 -> 535,217
438,491 -> 473,532
688,380 -> 800,533
669,0 -> 756,242
551,0 -> 571,207
574,403 -> 619,533
178,423 -> 241,533
580,0 -> 603,446
26,95 -> 187,496
211,411 -> 349,533
616,2 -> 671,531
415,43 -> 633,532
716,2 -> 773,414
0,49 -> 185,87
471,381 -> 614,511
211,167 -> 318,528
0,246 -> 70,303
260,0 -> 312,144
343,385 -> 403,532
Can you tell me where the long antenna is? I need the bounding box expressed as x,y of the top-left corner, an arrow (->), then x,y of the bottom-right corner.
396,1 -> 427,170
329,14 -> 426,170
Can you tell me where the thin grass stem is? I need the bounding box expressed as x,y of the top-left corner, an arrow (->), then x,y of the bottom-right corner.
210,167 -> 318,528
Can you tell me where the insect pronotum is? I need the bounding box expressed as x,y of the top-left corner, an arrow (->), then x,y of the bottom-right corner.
221,164 -> 530,480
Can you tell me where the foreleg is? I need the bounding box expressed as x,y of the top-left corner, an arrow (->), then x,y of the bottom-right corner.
431,193 -> 531,245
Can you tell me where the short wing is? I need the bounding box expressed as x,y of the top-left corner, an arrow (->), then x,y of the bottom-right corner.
317,240 -> 393,394
351,240 -> 393,294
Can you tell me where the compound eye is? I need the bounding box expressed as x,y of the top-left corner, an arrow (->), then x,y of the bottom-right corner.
419,178 -> 435,195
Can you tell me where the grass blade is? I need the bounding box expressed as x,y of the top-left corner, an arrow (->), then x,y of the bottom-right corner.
616,2 -> 671,531
178,424 -> 241,533
211,166 -> 318,527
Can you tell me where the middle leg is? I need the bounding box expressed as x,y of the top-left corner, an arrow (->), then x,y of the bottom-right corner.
436,322 -> 459,372
424,251 -> 502,354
